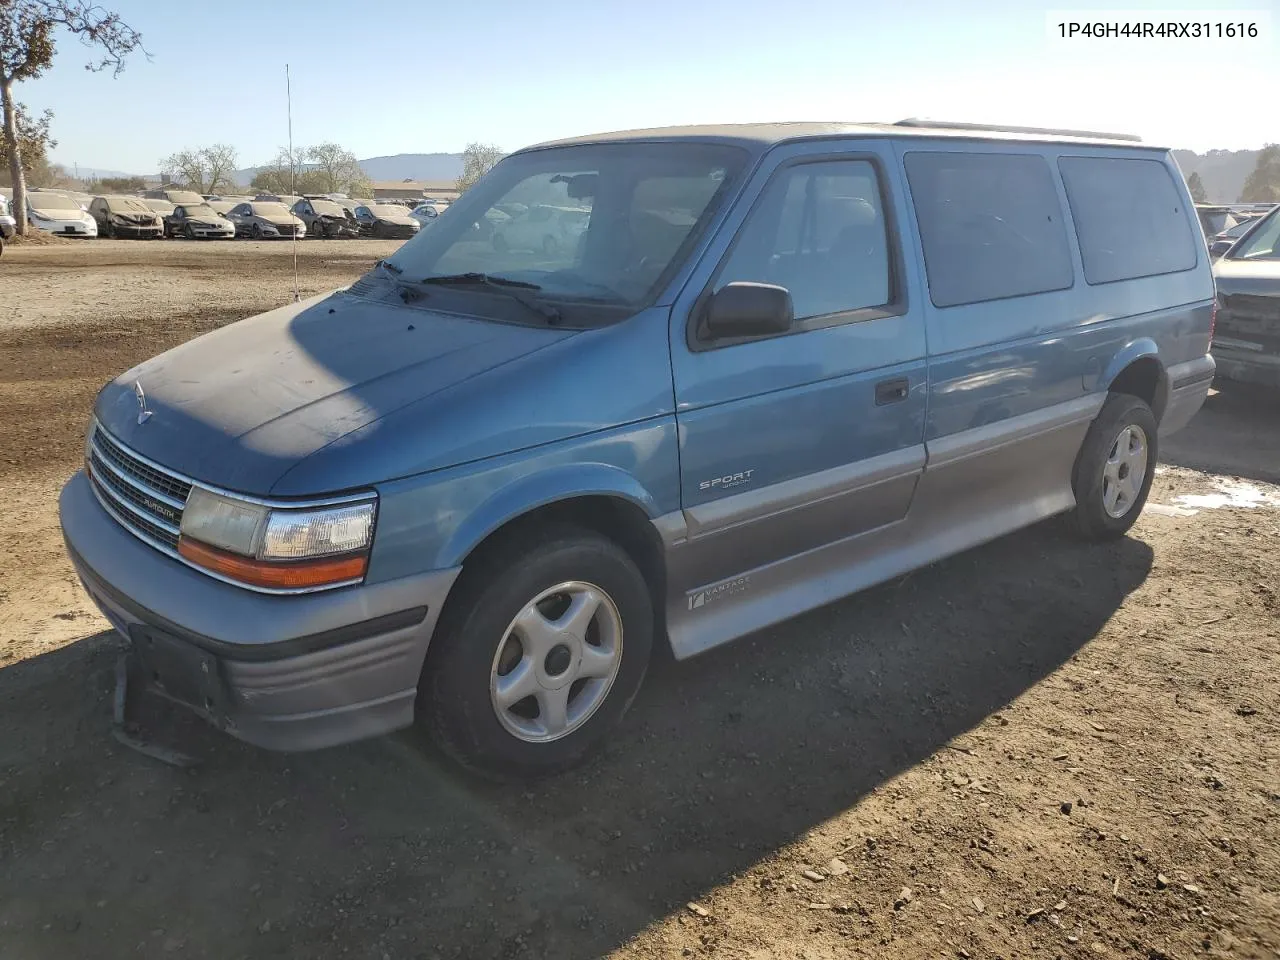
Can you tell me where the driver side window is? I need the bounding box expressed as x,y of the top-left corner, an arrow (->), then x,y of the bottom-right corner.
714,159 -> 893,324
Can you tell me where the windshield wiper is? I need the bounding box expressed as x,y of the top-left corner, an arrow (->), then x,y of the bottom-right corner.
421,273 -> 562,325
372,259 -> 425,303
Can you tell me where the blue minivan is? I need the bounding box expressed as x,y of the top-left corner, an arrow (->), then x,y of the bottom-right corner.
60,120 -> 1216,777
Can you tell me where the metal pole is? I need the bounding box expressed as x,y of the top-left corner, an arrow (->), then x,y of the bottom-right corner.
287,64 -> 299,302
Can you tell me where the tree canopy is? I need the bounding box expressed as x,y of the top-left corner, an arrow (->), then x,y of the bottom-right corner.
1239,145 -> 1280,203
456,142 -> 504,193
1186,171 -> 1207,203
1,1 -> 145,231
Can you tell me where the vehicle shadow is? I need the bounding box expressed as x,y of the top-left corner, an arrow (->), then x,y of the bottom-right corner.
0,521 -> 1153,960
1161,380 -> 1280,484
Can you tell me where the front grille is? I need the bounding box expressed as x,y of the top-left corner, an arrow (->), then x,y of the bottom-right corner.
87,425 -> 191,552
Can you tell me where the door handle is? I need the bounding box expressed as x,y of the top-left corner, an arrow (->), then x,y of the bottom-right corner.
874,377 -> 910,405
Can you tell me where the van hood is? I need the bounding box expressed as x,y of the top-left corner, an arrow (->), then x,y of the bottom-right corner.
94,288 -> 577,495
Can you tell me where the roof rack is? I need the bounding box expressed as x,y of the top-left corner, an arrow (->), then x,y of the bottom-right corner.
894,118 -> 1142,143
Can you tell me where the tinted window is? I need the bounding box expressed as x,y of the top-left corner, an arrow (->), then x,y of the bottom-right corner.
715,159 -> 892,322
1059,157 -> 1197,283
905,152 -> 1073,307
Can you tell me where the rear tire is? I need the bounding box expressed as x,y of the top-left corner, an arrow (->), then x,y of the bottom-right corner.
419,526 -> 654,781
1068,393 -> 1158,541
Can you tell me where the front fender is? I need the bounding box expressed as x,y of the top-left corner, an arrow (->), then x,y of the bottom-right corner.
436,463 -> 662,568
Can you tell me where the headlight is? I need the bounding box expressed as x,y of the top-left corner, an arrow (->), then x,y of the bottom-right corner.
178,486 -> 376,591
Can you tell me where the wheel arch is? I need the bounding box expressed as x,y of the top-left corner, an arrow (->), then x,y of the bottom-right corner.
434,467 -> 671,645
1100,340 -> 1169,424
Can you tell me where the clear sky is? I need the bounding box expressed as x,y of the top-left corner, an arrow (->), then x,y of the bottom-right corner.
16,0 -> 1277,175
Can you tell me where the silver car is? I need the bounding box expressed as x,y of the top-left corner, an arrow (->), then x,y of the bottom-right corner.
224,201 -> 306,239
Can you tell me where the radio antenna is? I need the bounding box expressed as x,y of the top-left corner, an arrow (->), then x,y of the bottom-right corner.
287,63 -> 300,302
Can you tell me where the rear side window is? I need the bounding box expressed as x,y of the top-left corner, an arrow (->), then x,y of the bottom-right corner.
1058,157 -> 1198,283
904,152 -> 1074,307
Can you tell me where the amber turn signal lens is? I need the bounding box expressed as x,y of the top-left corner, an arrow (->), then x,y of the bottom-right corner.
178,536 -> 367,590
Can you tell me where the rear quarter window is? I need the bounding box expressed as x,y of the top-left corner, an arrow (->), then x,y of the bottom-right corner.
1058,156 -> 1198,284
904,152 -> 1074,308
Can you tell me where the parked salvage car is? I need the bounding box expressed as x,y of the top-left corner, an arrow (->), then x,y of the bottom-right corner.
0,194 -> 15,241
89,195 -> 165,239
26,190 -> 98,237
490,203 -> 590,254
292,197 -> 360,238
165,203 -> 237,240
353,203 -> 420,238
410,202 -> 442,227
144,189 -> 206,207
142,198 -> 176,220
1211,204 -> 1280,387
59,120 -> 1215,779
224,201 -> 306,239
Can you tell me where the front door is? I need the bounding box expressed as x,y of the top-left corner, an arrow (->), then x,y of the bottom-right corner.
665,141 -> 928,656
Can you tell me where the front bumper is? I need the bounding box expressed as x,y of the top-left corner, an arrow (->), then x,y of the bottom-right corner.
113,223 -> 164,239
59,470 -> 460,751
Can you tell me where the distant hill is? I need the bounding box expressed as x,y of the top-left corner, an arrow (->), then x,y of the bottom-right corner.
230,152 -> 464,188
1173,149 -> 1262,204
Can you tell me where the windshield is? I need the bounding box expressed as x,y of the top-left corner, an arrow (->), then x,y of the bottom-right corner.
1229,208 -> 1280,260
184,204 -> 220,219
369,204 -> 407,217
144,199 -> 175,214
384,142 -> 747,311
250,203 -> 292,218
310,200 -> 347,216
29,192 -> 82,212
106,197 -> 154,213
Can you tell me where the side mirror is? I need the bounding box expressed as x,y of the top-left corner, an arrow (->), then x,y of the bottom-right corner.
704,282 -> 794,339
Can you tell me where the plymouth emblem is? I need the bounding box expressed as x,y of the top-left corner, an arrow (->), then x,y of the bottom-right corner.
134,380 -> 152,425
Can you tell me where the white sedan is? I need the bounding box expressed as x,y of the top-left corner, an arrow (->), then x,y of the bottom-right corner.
491,204 -> 589,255
27,191 -> 98,237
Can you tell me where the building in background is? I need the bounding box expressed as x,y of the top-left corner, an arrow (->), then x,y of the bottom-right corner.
371,178 -> 460,202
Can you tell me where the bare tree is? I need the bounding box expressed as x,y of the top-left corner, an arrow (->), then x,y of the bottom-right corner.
160,144 -> 238,194
306,142 -> 368,195
202,142 -> 237,194
161,148 -> 207,191
456,142 -> 504,193
0,1 -> 145,233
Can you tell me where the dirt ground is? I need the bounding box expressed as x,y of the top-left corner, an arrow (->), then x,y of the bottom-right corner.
0,242 -> 1277,960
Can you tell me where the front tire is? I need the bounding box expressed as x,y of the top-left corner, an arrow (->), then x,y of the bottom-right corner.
420,526 -> 654,780
1069,393 -> 1158,540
